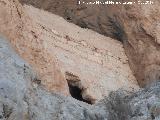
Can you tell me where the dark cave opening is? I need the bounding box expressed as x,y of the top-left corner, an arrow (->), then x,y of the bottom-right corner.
65,72 -> 92,104
66,17 -> 71,21
67,82 -> 92,104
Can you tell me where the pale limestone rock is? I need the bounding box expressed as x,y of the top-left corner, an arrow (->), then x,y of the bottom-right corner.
0,0 -> 139,102
20,0 -> 160,87
0,0 -> 69,95
0,35 -> 107,120
23,5 -> 139,102
1,34 -> 160,120
0,36 -> 159,120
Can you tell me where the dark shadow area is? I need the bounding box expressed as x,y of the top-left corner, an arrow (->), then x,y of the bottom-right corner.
19,0 -> 126,42
107,16 -> 127,43
68,82 -> 92,104
65,72 -> 92,104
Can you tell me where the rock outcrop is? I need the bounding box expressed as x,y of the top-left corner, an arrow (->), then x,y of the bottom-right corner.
0,0 -> 69,95
1,34 -> 160,120
24,5 -> 139,102
20,0 -> 160,87
98,81 -> 160,120
0,35 -> 107,120
0,0 -> 139,103
1,0 -> 160,119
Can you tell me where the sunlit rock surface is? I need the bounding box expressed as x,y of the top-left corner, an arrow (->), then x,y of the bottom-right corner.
0,35 -> 160,120
20,0 -> 160,87
0,0 -> 139,102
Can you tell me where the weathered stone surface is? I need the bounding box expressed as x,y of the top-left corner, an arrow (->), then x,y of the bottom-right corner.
0,0 -> 69,95
97,81 -> 160,120
0,35 -> 32,120
119,1 -> 160,87
0,0 -> 139,102
0,35 -> 107,120
23,5 -> 139,102
1,35 -> 160,120
1,0 -> 160,119
19,0 -> 160,87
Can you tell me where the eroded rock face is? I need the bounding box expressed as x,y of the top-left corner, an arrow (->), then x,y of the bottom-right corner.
23,4 -> 139,102
120,2 -> 160,87
0,35 -> 107,120
1,34 -> 160,120
0,0 -> 139,102
98,81 -> 160,120
0,0 -> 69,95
100,1 -> 160,87
19,0 -> 160,87
0,35 -> 32,120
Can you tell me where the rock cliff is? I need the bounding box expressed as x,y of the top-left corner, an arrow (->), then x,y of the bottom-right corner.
20,0 -> 160,87
0,0 -> 69,95
24,5 -> 139,102
0,0 -> 139,103
0,0 -> 160,119
0,35 -> 160,120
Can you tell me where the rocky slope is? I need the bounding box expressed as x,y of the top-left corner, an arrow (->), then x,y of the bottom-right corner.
0,35 -> 106,120
0,0 -> 160,119
0,0 -> 139,103
20,0 -> 160,87
0,0 -> 69,95
24,5 -> 139,102
0,35 -> 160,120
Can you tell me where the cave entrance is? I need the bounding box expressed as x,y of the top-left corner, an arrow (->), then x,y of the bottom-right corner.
65,72 -> 92,104
68,82 -> 92,104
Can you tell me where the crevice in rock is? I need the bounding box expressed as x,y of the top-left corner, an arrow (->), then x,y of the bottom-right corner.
76,20 -> 87,28
65,72 -> 92,104
2,104 -> 12,119
107,16 -> 127,43
151,112 -> 155,120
